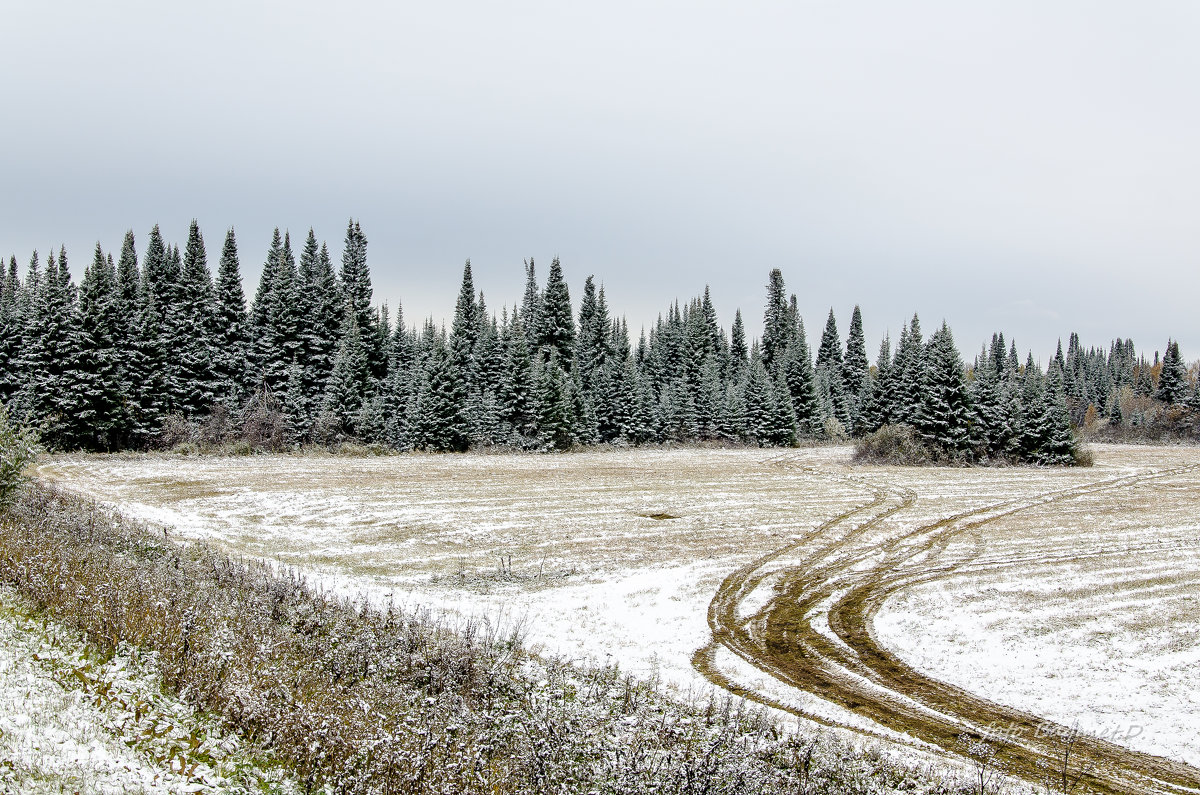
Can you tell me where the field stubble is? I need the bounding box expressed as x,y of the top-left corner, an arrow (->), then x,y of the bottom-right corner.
39,444 -> 1200,791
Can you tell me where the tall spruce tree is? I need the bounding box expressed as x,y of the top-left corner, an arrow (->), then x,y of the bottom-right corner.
74,244 -> 128,449
761,269 -> 789,375
1156,340 -> 1188,404
339,219 -> 383,376
213,229 -> 251,403
783,317 -> 819,435
843,305 -> 869,425
535,257 -> 575,368
729,309 -> 749,381
176,220 -> 218,415
915,323 -> 972,459
450,259 -> 481,383
0,256 -> 21,406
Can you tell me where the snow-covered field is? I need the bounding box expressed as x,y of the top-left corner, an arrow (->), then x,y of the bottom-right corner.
37,444 -> 1200,773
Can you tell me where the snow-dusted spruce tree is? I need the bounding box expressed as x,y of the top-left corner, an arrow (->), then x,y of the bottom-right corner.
249,228 -> 283,384
1157,339 -> 1188,405
783,317 -> 819,436
0,256 -> 22,407
729,308 -> 749,382
450,259 -> 480,388
1013,354 -> 1046,459
967,344 -> 1005,459
1035,360 -> 1077,465
175,220 -> 219,416
536,350 -> 575,450
761,268 -> 789,376
859,335 -> 892,433
320,311 -> 372,440
536,257 -> 576,369
519,257 -> 541,352
891,314 -> 925,426
74,244 -> 128,450
338,219 -> 382,378
914,322 -> 972,461
213,228 -> 251,406
21,249 -> 92,449
414,336 -> 470,452
266,233 -> 304,393
295,230 -> 337,417
843,305 -> 870,428
498,313 -> 540,446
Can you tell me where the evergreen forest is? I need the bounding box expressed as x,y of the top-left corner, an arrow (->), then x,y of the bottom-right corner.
1,220 -> 1195,464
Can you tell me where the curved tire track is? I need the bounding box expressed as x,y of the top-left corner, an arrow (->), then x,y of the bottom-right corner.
695,460 -> 1200,795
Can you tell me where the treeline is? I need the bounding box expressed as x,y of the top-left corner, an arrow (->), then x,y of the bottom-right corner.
0,220 -> 1193,461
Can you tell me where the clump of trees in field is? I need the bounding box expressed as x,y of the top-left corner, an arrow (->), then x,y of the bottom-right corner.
0,220 -> 1193,460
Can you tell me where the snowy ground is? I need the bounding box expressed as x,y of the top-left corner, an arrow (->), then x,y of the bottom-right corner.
37,444 -> 1200,771
0,588 -> 296,794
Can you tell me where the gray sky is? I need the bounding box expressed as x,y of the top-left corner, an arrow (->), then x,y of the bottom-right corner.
4,1 -> 1198,363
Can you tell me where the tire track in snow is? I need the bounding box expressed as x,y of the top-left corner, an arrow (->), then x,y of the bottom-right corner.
696,459 -> 1200,795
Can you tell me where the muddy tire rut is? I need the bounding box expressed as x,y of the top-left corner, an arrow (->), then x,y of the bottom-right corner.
694,458 -> 1200,795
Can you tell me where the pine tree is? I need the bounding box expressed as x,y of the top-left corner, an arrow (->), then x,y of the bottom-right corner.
783,317 -> 819,435
280,358 -> 307,446
22,249 -> 89,449
743,357 -> 774,446
520,258 -> 541,351
892,314 -> 925,425
301,240 -> 343,402
968,346 -> 1006,457
140,225 -> 176,326
213,229 -> 251,403
915,323 -> 972,460
176,220 -> 218,415
319,310 -> 371,439
1156,339 -> 1188,404
128,276 -> 171,441
860,335 -> 892,433
380,305 -> 417,450
499,313 -> 539,444
535,257 -> 575,368
729,309 -> 749,381
0,255 -> 22,407
815,309 -> 843,372
1014,355 -> 1046,460
413,337 -> 469,452
339,219 -> 383,377
843,305 -> 869,427
576,276 -> 612,391
761,269 -> 789,375
113,231 -> 140,353
73,243 -> 128,449
450,259 -> 480,384
1035,363 -> 1076,465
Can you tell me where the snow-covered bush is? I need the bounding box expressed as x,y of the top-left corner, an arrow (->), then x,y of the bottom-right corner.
853,424 -> 932,466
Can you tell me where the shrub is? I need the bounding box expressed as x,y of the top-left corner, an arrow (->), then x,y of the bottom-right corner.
0,405 -> 39,513
852,424 -> 932,466
1071,444 -> 1095,467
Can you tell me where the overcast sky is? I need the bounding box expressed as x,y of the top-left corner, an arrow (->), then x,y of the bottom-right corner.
3,1 -> 1198,363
